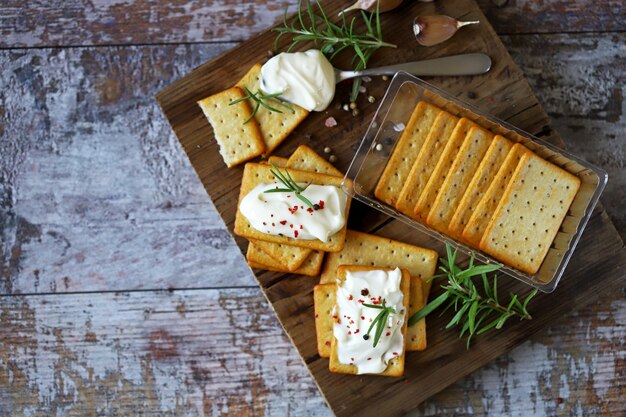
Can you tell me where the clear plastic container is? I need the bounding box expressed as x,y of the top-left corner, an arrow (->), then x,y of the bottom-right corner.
342,73 -> 607,293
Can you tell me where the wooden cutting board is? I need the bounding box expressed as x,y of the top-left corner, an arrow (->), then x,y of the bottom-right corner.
156,0 -> 626,415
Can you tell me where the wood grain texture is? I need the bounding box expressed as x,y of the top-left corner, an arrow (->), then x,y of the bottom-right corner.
0,288 -> 328,417
1,0 -> 625,416
0,44 -> 255,294
2,0 -> 624,48
1,286 -> 623,417
156,0 -> 626,414
476,0 -> 626,34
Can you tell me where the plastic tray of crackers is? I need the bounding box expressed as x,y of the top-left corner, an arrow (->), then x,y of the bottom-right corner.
343,73 -> 607,293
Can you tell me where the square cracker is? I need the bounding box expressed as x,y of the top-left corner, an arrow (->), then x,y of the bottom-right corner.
314,277 -> 429,357
426,125 -> 494,234
198,87 -> 265,167
256,149 -> 336,271
448,135 -> 513,239
479,152 -> 580,274
320,230 -> 438,284
314,283 -> 337,358
406,276 -> 429,351
236,64 -> 309,156
374,101 -> 441,206
462,144 -> 531,247
255,154 -> 310,269
247,243 -> 324,276
395,111 -> 460,217
234,163 -> 352,252
268,156 -> 288,167
249,239 -> 312,272
329,265 -> 410,376
286,145 -> 343,177
413,118 -> 477,221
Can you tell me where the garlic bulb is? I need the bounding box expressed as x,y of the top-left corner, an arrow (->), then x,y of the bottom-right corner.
413,15 -> 479,47
340,0 -> 404,14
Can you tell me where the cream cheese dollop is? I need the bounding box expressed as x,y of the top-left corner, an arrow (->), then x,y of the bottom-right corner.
260,49 -> 336,112
239,182 -> 347,242
333,268 -> 405,375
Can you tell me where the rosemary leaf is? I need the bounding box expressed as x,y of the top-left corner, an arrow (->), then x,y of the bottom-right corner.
408,243 -> 538,348
363,299 -> 396,348
408,291 -> 448,326
273,0 -> 396,103
265,163 -> 315,210
229,87 -> 294,124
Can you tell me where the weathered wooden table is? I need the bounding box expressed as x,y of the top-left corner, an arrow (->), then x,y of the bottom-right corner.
1,1 -> 624,416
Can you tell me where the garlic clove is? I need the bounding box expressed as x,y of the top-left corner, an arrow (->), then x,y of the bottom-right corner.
340,0 -> 404,14
413,15 -> 479,47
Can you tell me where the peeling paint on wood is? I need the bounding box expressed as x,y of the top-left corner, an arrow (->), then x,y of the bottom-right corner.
0,0 -> 625,416
1,0 -> 625,48
0,288 -> 623,416
477,0 -> 626,35
0,44 -> 254,294
0,289 -> 329,417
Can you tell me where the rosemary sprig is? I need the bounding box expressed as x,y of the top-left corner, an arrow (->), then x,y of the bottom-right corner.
273,0 -> 396,102
408,244 -> 538,348
363,299 -> 396,348
265,163 -> 316,210
229,86 -> 295,124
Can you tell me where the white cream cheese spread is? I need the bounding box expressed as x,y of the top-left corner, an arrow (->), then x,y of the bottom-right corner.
260,49 -> 336,112
333,268 -> 405,374
239,182 -> 347,242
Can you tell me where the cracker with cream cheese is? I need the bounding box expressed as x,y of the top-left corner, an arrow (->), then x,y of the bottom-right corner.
234,163 -> 352,252
328,265 -> 410,376
236,64 -> 309,156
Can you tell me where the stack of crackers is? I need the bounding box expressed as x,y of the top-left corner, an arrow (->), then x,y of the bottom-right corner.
375,101 -> 581,275
198,64 -> 309,167
314,230 -> 438,376
231,144 -> 439,376
234,145 -> 349,276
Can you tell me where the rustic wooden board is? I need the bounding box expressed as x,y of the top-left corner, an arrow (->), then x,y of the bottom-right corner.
158,0 -> 624,415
